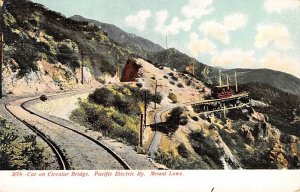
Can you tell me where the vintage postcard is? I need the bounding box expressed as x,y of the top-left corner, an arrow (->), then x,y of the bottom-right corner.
0,0 -> 300,191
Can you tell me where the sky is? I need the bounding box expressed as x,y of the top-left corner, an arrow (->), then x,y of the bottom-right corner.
31,0 -> 300,78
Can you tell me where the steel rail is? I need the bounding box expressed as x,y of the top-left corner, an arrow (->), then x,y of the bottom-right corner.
21,97 -> 132,170
4,104 -> 70,170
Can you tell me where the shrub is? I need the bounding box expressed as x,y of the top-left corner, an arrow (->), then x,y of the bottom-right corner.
109,126 -> 139,146
0,118 -> 45,170
154,93 -> 163,104
168,92 -> 178,103
57,43 -> 80,68
88,87 -> 115,107
88,87 -> 141,115
170,81 -> 175,85
177,143 -> 189,158
112,113 -> 126,127
191,116 -> 199,121
154,150 -> 210,169
185,80 -> 192,86
177,83 -> 184,88
166,107 -> 188,132
163,75 -> 168,79
12,41 -> 39,76
189,130 -> 223,169
70,100 -> 139,146
136,82 -> 143,88
171,76 -> 178,81
168,72 -> 174,77
71,86 -> 160,146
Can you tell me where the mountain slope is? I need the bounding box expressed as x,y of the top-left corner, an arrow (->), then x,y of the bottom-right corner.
148,49 -> 300,96
1,0 -> 132,78
70,15 -> 164,57
229,68 -> 300,96
240,82 -> 300,137
147,48 -> 219,85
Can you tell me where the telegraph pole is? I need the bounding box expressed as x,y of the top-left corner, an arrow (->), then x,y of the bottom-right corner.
235,71 -> 238,93
166,35 -> 168,49
80,50 -> 84,84
0,33 -> 3,99
226,74 -> 229,88
219,70 -> 222,86
154,80 -> 157,109
192,61 -> 195,76
139,113 -> 144,147
144,92 -> 147,129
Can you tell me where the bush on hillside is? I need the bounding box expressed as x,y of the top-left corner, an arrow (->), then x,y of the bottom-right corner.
166,107 -> 188,132
154,150 -> 210,169
189,130 -> 223,169
70,100 -> 139,146
168,92 -> 178,103
0,118 -> 45,170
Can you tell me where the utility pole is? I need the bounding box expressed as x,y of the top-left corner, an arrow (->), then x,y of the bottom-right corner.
192,60 -> 195,76
139,113 -> 144,147
166,35 -> 168,49
219,70 -> 222,86
80,50 -> 84,84
226,74 -> 229,88
154,80 -> 158,109
144,92 -> 147,129
235,71 -> 238,93
223,103 -> 227,119
0,33 -> 3,99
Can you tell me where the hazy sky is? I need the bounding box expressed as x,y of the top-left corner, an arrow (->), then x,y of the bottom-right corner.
31,0 -> 300,78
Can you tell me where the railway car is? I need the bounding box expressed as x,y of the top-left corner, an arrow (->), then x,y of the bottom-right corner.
211,85 -> 233,99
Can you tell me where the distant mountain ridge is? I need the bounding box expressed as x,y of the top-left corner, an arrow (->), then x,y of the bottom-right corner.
228,68 -> 300,96
148,48 -> 300,96
70,15 -> 164,56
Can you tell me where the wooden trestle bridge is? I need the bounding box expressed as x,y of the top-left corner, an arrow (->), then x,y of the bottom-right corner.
192,92 -> 250,115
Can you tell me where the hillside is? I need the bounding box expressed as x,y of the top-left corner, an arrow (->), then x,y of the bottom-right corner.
147,48 -> 219,85
240,82 -> 300,137
230,69 -> 300,96
0,0 -> 142,95
149,49 -> 300,96
70,15 -> 164,57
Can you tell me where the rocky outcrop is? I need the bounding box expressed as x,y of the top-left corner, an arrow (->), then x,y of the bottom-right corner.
268,143 -> 289,168
240,124 -> 255,145
120,59 -> 142,82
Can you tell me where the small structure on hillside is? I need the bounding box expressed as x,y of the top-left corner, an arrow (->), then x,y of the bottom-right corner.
120,58 -> 142,82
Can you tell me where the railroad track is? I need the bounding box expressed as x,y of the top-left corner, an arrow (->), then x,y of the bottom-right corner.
146,95 -> 250,158
147,104 -> 178,158
5,95 -> 131,170
4,103 -> 70,170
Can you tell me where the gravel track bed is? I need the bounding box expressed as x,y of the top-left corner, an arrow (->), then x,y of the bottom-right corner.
28,92 -> 157,170
7,98 -> 124,170
0,97 -> 58,170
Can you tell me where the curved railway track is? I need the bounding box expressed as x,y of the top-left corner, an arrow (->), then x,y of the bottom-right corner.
147,105 -> 177,158
5,95 -> 131,170
147,94 -> 250,158
4,103 -> 70,170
